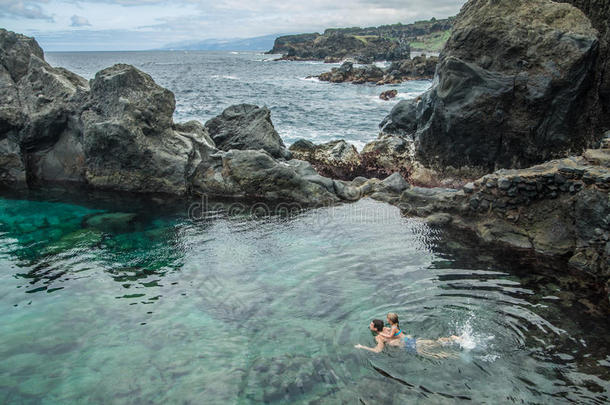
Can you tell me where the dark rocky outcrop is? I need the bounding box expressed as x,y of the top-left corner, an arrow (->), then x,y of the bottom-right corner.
379,89 -> 398,100
204,104 -> 290,159
188,149 -> 339,205
379,0 -> 602,172
269,33 -> 410,63
0,29 -> 342,205
557,0 -> 610,132
81,64 -> 206,194
289,134 -> 481,187
316,56 -> 437,84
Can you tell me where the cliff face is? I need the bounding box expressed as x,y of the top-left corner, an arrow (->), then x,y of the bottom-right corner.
380,0 -> 603,172
268,18 -> 452,62
268,33 -> 410,63
558,0 -> 610,129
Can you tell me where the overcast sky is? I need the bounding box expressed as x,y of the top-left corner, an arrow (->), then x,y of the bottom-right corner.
0,0 -> 466,51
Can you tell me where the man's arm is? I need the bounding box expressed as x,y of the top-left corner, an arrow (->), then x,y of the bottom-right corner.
355,336 -> 385,353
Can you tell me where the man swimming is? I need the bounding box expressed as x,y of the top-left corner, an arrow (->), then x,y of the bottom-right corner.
355,319 -> 462,358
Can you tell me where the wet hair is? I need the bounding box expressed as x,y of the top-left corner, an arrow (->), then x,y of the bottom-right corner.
372,319 -> 384,332
387,313 -> 399,327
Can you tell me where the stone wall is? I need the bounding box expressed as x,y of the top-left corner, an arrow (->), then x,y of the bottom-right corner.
465,157 -> 610,214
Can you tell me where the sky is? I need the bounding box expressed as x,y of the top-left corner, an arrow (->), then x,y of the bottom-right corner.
0,0 -> 466,51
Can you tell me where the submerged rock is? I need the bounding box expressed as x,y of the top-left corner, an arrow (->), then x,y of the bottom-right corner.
84,212 -> 138,233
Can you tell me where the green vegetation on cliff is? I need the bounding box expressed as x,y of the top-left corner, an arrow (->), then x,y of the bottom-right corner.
268,17 -> 453,62
410,29 -> 452,52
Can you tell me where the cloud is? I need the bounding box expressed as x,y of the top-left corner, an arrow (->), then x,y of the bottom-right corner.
70,14 -> 90,26
2,0 -> 466,50
0,0 -> 54,20
141,0 -> 465,39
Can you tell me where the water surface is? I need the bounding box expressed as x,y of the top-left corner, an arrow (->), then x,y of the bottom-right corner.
1,191 -> 608,404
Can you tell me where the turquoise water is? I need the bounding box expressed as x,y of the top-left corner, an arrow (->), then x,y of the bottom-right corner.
1,190 -> 609,404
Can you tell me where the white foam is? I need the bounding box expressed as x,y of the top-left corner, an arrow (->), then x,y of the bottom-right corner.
210,74 -> 239,80
453,315 -> 496,352
396,92 -> 424,101
374,61 -> 390,69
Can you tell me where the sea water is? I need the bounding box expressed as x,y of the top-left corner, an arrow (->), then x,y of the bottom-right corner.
0,189 -> 608,404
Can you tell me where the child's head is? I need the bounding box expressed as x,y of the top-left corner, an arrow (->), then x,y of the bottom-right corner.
387,312 -> 399,326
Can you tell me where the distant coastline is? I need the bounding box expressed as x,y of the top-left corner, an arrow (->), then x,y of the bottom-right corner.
151,18 -> 452,55
267,18 -> 452,62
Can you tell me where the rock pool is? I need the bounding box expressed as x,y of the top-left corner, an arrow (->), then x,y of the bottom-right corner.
0,190 -> 608,403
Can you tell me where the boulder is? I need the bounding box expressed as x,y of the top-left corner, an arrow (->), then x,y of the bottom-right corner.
361,134 -> 413,179
379,100 -> 418,135
0,29 -> 88,187
18,56 -> 89,185
81,64 -> 202,195
189,149 -> 339,205
289,139 -> 362,180
0,29 -> 44,82
204,104 -> 290,159
381,172 -> 409,193
379,89 -> 398,100
379,0 -> 600,172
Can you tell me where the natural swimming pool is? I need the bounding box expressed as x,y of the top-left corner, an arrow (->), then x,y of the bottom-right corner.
1,190 -> 608,403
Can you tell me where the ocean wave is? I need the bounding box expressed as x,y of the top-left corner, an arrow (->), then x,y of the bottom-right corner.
210,74 -> 239,80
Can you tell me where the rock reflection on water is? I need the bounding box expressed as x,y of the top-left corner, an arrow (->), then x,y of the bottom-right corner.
0,189 -> 609,404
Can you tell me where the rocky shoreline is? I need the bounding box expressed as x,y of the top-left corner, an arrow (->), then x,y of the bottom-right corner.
315,56 -> 438,85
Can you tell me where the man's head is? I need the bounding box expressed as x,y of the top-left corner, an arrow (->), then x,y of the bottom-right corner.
369,319 -> 384,333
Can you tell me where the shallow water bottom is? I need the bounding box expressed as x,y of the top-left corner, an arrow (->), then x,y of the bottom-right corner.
0,190 -> 609,404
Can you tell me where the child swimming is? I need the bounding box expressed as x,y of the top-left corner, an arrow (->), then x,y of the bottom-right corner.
379,312 -> 404,341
